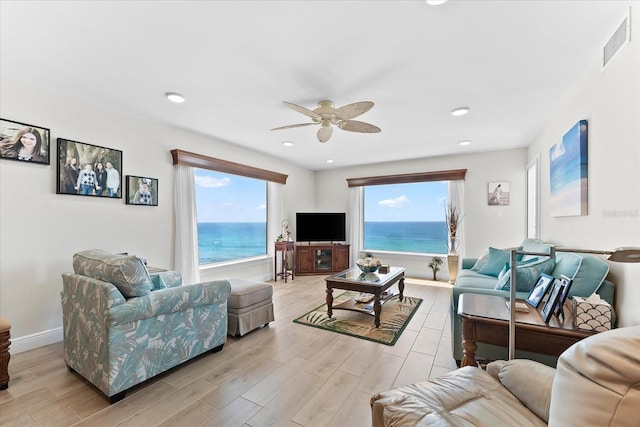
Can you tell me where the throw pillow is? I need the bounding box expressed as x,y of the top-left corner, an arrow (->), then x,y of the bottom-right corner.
495,257 -> 555,292
470,247 -> 490,272
567,254 -> 609,297
73,249 -> 153,297
476,247 -> 511,277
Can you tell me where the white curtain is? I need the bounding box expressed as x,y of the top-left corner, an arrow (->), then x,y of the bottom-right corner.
348,186 -> 363,263
267,181 -> 284,257
448,180 -> 465,257
174,164 -> 200,285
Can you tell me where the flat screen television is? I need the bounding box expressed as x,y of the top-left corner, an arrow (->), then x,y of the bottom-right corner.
296,212 -> 346,242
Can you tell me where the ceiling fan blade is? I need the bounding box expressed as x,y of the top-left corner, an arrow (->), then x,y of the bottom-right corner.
317,125 -> 333,143
282,101 -> 321,119
338,120 -> 381,133
271,123 -> 315,131
334,101 -> 374,120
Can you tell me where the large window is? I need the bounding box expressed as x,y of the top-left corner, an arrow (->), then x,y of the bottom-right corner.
194,168 -> 267,265
364,182 -> 448,254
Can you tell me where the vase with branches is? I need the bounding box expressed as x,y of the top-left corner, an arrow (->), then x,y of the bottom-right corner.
445,203 -> 462,254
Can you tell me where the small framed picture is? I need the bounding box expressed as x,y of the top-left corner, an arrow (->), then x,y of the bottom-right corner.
0,118 -> 50,165
525,273 -> 555,308
56,138 -> 123,198
126,175 -> 158,206
488,181 -> 510,206
541,279 -> 563,323
553,275 -> 573,317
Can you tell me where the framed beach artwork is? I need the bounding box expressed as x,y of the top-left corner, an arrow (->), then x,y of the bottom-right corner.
488,181 -> 510,206
126,175 -> 158,206
0,118 -> 50,165
56,138 -> 122,198
549,120 -> 588,217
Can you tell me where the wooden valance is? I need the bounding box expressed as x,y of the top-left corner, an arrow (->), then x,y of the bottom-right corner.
346,169 -> 467,187
171,149 -> 288,184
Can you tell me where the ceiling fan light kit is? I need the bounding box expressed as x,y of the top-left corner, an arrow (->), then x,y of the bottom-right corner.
272,100 -> 381,143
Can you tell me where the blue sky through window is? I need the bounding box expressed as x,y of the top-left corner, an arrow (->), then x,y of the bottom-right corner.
194,168 -> 266,223
364,182 -> 448,222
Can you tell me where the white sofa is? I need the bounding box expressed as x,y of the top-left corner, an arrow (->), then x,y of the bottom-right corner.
371,325 -> 640,426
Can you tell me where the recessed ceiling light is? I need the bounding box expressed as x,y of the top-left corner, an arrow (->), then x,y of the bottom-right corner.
165,92 -> 185,103
459,140 -> 471,146
282,141 -> 294,147
451,107 -> 470,116
326,159 -> 334,163
426,0 -> 448,5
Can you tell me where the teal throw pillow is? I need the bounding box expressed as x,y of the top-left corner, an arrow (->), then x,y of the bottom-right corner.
470,248 -> 490,272
495,257 -> 555,292
566,254 -> 609,297
477,247 -> 511,277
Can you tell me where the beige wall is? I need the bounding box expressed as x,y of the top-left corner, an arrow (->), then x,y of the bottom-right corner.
527,5 -> 640,326
0,80 -> 315,352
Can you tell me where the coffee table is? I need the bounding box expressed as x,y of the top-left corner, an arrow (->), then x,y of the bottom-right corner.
325,266 -> 405,328
458,293 -> 595,367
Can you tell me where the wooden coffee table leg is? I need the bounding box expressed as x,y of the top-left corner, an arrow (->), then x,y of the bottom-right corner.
398,276 -> 405,302
326,287 -> 333,318
374,293 -> 382,328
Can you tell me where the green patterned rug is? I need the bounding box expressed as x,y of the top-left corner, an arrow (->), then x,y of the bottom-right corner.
293,291 -> 422,346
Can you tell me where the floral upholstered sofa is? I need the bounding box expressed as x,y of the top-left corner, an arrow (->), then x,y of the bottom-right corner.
61,249 -> 231,403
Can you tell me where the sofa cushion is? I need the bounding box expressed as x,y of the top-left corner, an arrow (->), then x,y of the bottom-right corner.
487,359 -> 555,423
455,269 -> 500,288
566,254 -> 609,297
73,249 -> 152,297
551,252 -> 583,280
474,247 -> 511,277
520,239 -> 552,260
495,257 -> 555,292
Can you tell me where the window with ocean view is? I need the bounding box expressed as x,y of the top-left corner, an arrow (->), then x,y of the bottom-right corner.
364,182 -> 448,254
194,168 -> 267,265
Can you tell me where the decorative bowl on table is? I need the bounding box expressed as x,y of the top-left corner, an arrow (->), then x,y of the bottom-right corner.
356,257 -> 382,274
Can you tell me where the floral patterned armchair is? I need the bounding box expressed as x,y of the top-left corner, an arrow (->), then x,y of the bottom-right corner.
61,250 -> 231,403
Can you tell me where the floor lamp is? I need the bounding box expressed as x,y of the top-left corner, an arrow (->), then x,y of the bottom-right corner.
508,246 -> 640,360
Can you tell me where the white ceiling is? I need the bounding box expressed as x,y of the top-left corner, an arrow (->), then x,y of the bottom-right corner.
0,1 -> 632,170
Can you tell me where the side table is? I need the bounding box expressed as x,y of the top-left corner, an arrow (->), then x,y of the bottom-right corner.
458,293 -> 594,367
274,241 -> 294,282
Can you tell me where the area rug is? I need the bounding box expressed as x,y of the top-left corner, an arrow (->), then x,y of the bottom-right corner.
293,291 -> 422,346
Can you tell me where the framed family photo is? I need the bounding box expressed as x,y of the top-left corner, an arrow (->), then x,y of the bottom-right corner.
56,138 -> 122,198
125,175 -> 158,206
0,118 -> 51,165
541,279 -> 564,323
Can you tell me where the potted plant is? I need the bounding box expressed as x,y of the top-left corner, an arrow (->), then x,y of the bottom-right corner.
427,256 -> 443,281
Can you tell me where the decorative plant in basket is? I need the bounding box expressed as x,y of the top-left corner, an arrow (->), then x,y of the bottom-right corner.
357,252 -> 382,273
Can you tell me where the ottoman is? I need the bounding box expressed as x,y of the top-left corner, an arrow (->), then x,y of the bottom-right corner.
227,278 -> 275,337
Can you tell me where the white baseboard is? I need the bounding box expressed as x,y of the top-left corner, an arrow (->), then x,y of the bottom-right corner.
10,327 -> 63,354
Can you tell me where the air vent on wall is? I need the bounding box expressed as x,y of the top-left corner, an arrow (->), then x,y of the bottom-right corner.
603,9 -> 631,69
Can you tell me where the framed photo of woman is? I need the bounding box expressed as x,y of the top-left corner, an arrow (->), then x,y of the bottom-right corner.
525,273 -> 554,308
0,118 -> 50,165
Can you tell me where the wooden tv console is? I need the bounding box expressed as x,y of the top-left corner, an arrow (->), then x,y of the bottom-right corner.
295,244 -> 350,275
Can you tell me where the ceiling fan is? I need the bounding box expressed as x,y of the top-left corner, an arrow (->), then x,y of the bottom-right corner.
271,100 -> 381,143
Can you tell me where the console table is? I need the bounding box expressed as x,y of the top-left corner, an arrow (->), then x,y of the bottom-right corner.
458,293 -> 595,367
274,241 -> 294,282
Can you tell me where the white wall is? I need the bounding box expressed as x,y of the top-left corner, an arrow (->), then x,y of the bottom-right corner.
527,5 -> 640,327
0,80 -> 315,352
314,148 -> 529,278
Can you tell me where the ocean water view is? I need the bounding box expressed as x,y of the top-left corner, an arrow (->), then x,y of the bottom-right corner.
198,221 -> 448,264
364,221 -> 448,254
198,222 -> 267,264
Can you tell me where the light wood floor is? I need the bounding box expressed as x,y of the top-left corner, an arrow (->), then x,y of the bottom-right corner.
0,275 -> 456,426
